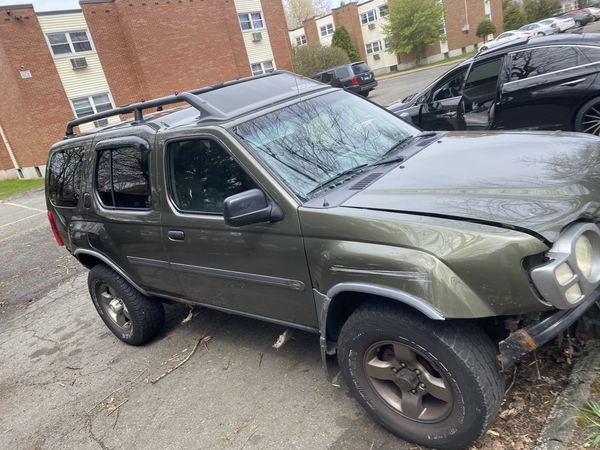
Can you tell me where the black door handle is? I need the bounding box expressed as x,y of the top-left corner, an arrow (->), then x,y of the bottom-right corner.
168,230 -> 185,241
83,192 -> 92,209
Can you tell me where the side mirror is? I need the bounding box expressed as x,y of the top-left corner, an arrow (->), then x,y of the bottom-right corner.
223,189 -> 282,227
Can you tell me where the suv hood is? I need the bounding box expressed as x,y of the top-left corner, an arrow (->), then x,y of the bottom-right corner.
343,131 -> 600,242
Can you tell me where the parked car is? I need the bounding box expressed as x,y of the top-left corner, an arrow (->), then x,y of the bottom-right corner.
538,16 -> 575,32
479,30 -> 532,52
519,21 -> 560,36
584,6 -> 600,20
313,61 -> 377,96
46,71 -> 600,450
560,10 -> 595,26
389,34 -> 600,135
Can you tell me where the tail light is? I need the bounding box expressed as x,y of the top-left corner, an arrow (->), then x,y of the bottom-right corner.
47,211 -> 64,246
351,76 -> 359,85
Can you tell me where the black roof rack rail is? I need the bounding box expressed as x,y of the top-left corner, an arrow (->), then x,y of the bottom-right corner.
64,70 -> 288,138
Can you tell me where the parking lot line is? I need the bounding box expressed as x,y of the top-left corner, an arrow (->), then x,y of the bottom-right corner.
0,211 -> 45,229
1,202 -> 46,212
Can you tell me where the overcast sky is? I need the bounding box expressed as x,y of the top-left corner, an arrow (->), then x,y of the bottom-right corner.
0,0 -> 348,12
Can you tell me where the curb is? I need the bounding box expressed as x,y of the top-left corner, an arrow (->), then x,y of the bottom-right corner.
376,58 -> 470,81
534,340 -> 600,449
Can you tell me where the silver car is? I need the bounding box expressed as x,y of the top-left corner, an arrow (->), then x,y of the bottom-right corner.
538,17 -> 576,32
519,21 -> 560,36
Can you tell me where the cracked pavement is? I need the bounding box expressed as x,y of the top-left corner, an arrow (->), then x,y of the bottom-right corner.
0,191 -> 407,449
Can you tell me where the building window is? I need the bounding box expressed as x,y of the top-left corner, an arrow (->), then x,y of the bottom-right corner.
239,12 -> 264,30
360,9 -> 378,24
251,60 -> 275,76
366,41 -> 382,54
379,4 -> 389,17
296,34 -> 307,46
47,30 -> 92,56
384,39 -> 392,50
71,93 -> 113,119
320,23 -> 334,37
485,13 -> 492,20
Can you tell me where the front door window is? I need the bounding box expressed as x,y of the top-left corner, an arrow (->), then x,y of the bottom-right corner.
462,58 -> 503,128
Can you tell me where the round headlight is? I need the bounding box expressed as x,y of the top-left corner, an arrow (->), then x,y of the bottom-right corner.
575,234 -> 594,278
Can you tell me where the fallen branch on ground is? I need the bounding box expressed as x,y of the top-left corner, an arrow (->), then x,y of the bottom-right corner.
150,335 -> 212,384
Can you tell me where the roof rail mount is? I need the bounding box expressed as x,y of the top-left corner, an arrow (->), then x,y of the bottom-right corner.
64,70 -> 287,138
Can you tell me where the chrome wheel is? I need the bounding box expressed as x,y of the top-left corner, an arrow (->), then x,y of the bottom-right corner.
363,340 -> 453,423
581,104 -> 600,135
97,283 -> 131,330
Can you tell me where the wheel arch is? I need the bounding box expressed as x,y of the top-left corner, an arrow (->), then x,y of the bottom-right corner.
74,249 -> 149,296
573,94 -> 600,132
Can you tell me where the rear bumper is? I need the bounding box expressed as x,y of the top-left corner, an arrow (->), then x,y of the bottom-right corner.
347,81 -> 378,93
498,288 -> 599,369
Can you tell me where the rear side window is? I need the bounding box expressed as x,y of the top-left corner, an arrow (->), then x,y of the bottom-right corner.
47,146 -> 84,207
334,67 -> 349,79
96,147 -> 151,209
509,46 -> 581,81
167,139 -> 256,214
579,46 -> 600,63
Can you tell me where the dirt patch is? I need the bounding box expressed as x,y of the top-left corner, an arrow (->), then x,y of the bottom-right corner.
475,343 -> 573,450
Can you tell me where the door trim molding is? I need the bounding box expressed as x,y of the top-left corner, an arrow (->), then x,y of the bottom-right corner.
128,256 -> 306,292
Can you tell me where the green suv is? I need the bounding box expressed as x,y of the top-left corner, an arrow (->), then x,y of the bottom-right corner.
46,71 -> 600,449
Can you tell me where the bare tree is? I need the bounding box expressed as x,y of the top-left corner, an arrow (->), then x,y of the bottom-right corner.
285,0 -> 331,29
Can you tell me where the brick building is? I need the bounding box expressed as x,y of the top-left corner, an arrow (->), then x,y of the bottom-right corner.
289,0 -> 504,74
0,0 -> 293,180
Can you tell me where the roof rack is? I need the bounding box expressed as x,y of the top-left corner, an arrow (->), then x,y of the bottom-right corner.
64,71 -> 285,138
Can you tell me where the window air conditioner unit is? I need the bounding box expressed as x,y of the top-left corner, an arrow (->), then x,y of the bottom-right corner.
252,32 -> 262,42
70,57 -> 88,70
368,23 -> 376,30
373,53 -> 381,60
94,118 -> 109,128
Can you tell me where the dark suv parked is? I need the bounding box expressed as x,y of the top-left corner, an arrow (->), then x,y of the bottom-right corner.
46,71 -> 600,450
313,61 -> 377,96
389,34 -> 600,134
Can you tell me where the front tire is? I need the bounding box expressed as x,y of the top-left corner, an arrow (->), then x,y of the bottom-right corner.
88,264 -> 165,345
337,303 -> 504,450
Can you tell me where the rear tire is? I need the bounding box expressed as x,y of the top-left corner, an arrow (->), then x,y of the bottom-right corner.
362,91 -> 370,97
337,303 -> 504,450
88,264 -> 165,345
575,20 -> 582,27
575,97 -> 600,136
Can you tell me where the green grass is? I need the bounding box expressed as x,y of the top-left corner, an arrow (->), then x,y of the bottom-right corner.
0,178 -> 45,200
577,400 -> 600,447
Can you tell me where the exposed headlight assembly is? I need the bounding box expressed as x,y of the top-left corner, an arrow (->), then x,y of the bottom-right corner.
531,223 -> 600,309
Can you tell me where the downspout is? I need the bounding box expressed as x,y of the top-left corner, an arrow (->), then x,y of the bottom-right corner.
0,121 -> 21,177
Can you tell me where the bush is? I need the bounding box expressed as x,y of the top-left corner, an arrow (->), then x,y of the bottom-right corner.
292,45 -> 351,77
476,20 -> 497,41
331,26 -> 361,62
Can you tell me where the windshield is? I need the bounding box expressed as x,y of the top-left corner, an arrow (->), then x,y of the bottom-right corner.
235,91 -> 417,199
352,63 -> 371,74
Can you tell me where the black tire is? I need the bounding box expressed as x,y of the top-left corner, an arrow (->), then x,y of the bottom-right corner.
575,97 -> 600,136
575,20 -> 582,27
88,264 -> 165,345
362,91 -> 370,97
337,303 -> 504,450
538,32 -> 545,36
480,46 -> 488,52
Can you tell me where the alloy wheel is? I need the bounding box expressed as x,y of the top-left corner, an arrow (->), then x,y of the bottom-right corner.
97,283 -> 132,330
580,103 -> 600,135
363,340 -> 454,423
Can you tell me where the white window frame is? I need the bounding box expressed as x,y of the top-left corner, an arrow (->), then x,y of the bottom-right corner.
366,40 -> 382,54
238,11 -> 265,31
70,92 -> 115,120
250,60 -> 275,76
384,39 -> 392,51
320,23 -> 334,37
360,9 -> 378,24
45,30 -> 94,57
296,34 -> 307,46
379,4 -> 389,17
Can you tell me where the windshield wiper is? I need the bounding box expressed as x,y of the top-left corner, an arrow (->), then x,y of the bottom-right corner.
307,164 -> 368,198
372,131 -> 437,166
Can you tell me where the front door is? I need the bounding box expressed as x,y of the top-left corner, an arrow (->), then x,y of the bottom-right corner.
158,131 -> 317,329
418,64 -> 469,131
460,57 -> 503,130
